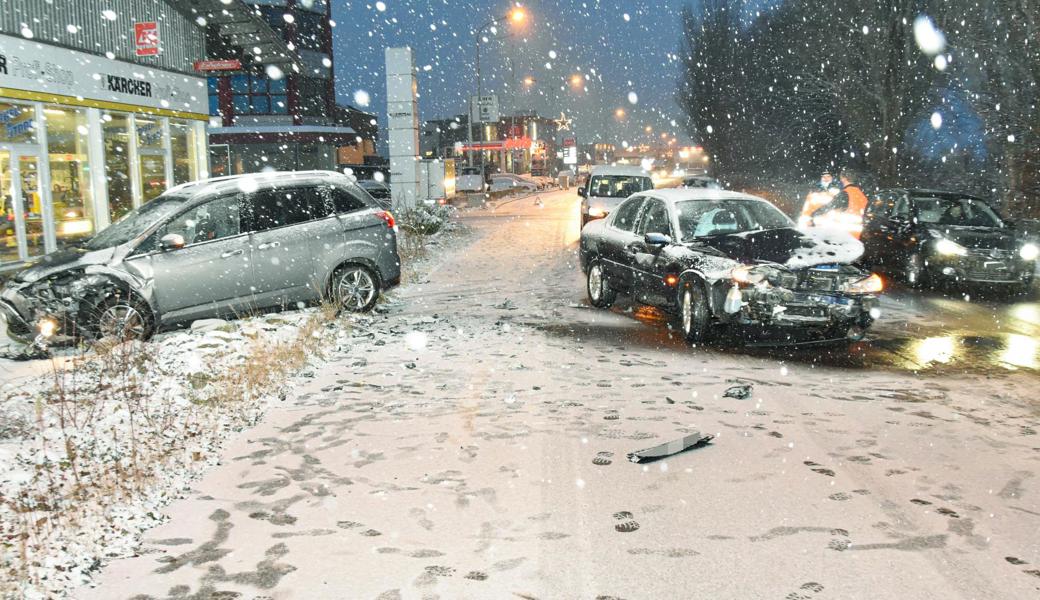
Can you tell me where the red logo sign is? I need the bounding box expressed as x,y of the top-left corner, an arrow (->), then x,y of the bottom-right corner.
562,137 -> 577,147
194,59 -> 243,72
135,22 -> 159,56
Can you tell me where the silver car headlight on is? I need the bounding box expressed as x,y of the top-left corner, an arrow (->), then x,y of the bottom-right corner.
935,238 -> 968,256
1019,243 -> 1039,261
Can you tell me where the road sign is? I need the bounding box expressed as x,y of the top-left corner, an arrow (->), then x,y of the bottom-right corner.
470,95 -> 500,123
194,59 -> 242,72
134,22 -> 159,56
563,137 -> 577,165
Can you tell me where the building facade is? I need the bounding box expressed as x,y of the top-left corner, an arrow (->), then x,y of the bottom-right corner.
204,0 -> 377,175
0,0 -> 209,270
423,112 -> 560,175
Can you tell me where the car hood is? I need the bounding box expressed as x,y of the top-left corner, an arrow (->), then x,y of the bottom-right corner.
13,246 -> 116,283
695,227 -> 864,269
930,226 -> 1016,251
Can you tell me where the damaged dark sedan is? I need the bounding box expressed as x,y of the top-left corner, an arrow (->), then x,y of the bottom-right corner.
1,171 -> 400,346
579,189 -> 883,345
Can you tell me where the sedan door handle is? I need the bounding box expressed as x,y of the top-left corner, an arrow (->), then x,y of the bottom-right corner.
220,249 -> 244,259
257,241 -> 281,250
625,243 -> 643,254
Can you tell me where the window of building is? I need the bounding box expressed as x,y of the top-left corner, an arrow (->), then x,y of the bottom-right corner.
170,120 -> 199,185
0,102 -> 37,144
44,105 -> 94,245
226,75 -> 288,117
136,116 -> 167,203
102,112 -> 134,223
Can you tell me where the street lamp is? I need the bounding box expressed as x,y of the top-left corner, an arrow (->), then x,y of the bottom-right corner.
615,108 -> 626,119
570,74 -> 584,88
469,7 -> 529,167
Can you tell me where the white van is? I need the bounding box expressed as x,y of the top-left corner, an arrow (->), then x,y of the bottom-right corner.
577,165 -> 654,227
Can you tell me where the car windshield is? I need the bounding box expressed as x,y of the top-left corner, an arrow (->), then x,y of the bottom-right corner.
676,199 -> 793,241
913,196 -> 1004,228
588,175 -> 653,198
83,194 -> 190,250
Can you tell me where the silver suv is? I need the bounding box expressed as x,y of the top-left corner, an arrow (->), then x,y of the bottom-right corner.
0,171 -> 401,343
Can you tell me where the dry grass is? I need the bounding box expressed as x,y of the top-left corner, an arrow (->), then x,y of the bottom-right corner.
0,303 -> 344,597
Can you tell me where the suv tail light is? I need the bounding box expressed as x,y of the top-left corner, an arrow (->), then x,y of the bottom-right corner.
376,210 -> 395,228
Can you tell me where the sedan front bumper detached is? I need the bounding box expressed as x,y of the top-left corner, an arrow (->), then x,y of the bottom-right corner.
721,284 -> 878,340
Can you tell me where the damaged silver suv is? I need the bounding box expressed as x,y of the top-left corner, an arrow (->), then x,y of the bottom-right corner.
0,171 -> 400,344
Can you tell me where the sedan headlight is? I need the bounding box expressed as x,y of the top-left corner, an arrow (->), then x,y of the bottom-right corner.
587,206 -> 607,218
1019,243 -> 1039,261
935,238 -> 968,256
843,273 -> 884,294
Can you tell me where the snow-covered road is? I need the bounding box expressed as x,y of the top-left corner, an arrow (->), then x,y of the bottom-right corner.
80,189 -> 1040,599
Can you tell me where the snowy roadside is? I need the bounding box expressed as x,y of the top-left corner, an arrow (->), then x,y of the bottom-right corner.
0,217 -> 467,599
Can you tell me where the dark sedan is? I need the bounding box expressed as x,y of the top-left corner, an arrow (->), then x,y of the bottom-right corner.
861,189 -> 1037,291
357,180 -> 392,209
579,189 -> 882,345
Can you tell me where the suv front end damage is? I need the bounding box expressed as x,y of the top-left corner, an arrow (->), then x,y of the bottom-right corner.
712,263 -> 881,341
1,267 -> 147,345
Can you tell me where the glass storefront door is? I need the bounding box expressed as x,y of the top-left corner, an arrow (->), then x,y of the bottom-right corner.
0,150 -> 43,265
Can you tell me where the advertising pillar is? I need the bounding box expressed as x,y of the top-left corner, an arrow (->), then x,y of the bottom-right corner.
385,47 -> 421,210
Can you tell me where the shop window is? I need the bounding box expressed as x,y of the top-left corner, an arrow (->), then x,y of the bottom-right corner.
136,117 -> 163,150
139,153 -> 167,203
170,120 -> 199,185
233,95 -> 250,115
271,95 -> 288,114
208,95 -> 221,117
231,75 -> 250,94
0,101 -> 37,144
102,112 -> 134,223
44,105 -> 94,245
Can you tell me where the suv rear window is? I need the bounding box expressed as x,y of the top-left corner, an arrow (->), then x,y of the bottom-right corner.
588,175 -> 653,198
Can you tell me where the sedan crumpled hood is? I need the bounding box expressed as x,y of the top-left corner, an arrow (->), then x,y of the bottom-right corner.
929,226 -> 1016,251
697,227 -> 864,269
13,246 -> 116,283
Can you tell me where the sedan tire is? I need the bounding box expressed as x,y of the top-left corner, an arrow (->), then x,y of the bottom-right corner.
905,252 -> 930,288
586,259 -> 617,308
677,280 -> 711,345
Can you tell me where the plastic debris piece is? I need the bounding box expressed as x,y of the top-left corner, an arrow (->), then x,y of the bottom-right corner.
627,432 -> 714,463
723,383 -> 753,399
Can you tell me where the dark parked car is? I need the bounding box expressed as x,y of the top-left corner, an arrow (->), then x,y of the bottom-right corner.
861,189 -> 1038,291
579,189 -> 882,345
1,171 -> 400,344
357,180 -> 392,209
681,175 -> 721,189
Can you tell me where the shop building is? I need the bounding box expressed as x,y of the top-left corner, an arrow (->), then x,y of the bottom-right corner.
204,0 -> 378,176
0,0 -> 209,270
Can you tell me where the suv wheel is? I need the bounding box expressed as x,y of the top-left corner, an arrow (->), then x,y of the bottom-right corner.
91,294 -> 153,341
333,264 -> 380,312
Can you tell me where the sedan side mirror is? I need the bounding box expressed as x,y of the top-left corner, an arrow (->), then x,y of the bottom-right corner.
160,233 -> 185,251
644,232 -> 672,247
577,187 -> 587,198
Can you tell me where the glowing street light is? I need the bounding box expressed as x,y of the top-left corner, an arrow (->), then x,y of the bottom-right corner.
510,7 -> 527,24
523,75 -> 536,86
615,108 -> 626,119
570,74 -> 584,87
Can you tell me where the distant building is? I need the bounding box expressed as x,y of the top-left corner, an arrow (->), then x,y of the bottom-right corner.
203,0 -> 377,175
580,143 -> 617,166
422,111 -> 560,174
0,0 -> 209,269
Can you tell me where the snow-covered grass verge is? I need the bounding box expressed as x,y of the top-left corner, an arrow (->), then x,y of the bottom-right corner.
0,302 -> 350,599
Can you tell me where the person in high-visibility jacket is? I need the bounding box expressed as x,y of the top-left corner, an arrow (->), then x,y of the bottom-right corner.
811,169 -> 868,239
798,170 -> 840,227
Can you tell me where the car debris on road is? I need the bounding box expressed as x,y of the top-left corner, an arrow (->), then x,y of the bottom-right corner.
627,431 -> 715,463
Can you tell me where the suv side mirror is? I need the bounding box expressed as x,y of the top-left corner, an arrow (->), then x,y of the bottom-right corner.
644,232 -> 672,247
160,233 -> 185,251
577,187 -> 587,198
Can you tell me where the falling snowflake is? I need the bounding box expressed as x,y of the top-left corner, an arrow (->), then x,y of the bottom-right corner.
353,90 -> 371,107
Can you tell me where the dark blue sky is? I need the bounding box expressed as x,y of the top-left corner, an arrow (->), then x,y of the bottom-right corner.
332,1 -> 718,150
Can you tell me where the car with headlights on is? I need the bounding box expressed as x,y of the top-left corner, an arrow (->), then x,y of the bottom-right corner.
579,189 -> 882,345
578,165 -> 654,228
0,171 -> 400,345
861,189 -> 1037,292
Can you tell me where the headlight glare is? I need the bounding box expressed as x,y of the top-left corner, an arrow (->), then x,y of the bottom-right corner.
1019,243 -> 1039,261
844,273 -> 884,294
935,238 -> 967,256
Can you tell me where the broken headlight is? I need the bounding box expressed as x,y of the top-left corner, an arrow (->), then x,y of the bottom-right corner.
842,273 -> 884,294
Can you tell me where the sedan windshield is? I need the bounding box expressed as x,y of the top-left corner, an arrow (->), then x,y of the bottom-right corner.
676,199 -> 793,241
588,175 -> 653,198
84,194 -> 190,250
913,196 -> 1003,228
